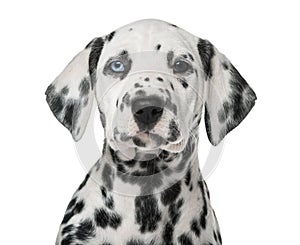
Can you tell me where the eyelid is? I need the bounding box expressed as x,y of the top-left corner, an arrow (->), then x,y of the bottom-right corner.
173,59 -> 193,71
173,58 -> 192,66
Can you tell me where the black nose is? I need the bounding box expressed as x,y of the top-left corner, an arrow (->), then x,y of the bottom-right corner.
134,106 -> 163,124
132,96 -> 164,128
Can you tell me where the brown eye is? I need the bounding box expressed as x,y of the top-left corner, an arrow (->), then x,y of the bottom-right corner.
173,60 -> 191,73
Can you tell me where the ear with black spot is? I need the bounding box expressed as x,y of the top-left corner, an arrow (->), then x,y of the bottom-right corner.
45,37 -> 104,141
197,38 -> 257,146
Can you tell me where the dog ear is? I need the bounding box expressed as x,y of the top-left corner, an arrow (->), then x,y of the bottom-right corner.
45,37 -> 104,141
197,39 -> 257,146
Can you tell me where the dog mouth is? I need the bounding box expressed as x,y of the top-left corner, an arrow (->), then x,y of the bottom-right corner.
132,131 -> 164,148
131,130 -> 184,152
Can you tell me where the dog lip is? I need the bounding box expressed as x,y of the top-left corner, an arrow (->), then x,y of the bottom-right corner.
167,136 -> 183,145
162,138 -> 185,152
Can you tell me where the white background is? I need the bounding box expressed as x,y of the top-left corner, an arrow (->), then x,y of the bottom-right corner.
1,0 -> 299,244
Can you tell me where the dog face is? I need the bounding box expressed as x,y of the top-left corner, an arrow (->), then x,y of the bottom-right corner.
96,22 -> 203,157
46,19 -> 256,158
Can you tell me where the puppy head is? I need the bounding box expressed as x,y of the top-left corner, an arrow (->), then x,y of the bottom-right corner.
46,19 -> 256,158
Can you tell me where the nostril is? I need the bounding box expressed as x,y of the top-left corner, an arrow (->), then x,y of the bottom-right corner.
136,109 -> 144,115
152,107 -> 163,116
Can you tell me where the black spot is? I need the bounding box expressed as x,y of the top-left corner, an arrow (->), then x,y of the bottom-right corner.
169,23 -> 178,28
135,90 -> 146,96
83,97 -> 89,107
45,83 -> 55,95
218,108 -> 226,124
116,99 -> 119,107
178,78 -> 188,88
162,222 -> 174,245
157,77 -> 164,82
129,28 -> 133,31
113,126 -> 119,140
120,133 -> 131,142
94,208 -> 109,228
213,231 -> 218,241
117,163 -> 125,173
204,103 -> 212,143
61,86 -> 69,95
122,92 -> 131,106
102,139 -> 107,156
88,37 -> 104,89
222,62 -> 229,70
105,196 -> 114,209
198,181 -> 208,229
135,195 -> 162,233
102,163 -> 113,190
100,109 -> 106,128
120,103 -> 124,112
165,89 -> 171,98
144,77 -> 150,82
109,144 -> 121,164
133,136 -> 146,147
78,174 -> 89,191
159,150 -> 178,163
123,159 -> 136,168
62,200 -> 85,224
168,198 -> 184,225
184,169 -> 191,186
94,208 -> 122,229
161,181 -> 181,206
79,77 -> 90,96
61,234 -> 75,245
167,51 -> 174,68
106,31 -> 115,42
165,92 -> 177,115
197,38 -> 215,79
100,186 -> 107,198
155,44 -> 161,50
62,224 -> 74,235
75,219 -> 96,241
188,53 -> 194,61
178,233 -> 193,245
217,230 -> 222,244
108,212 -> 122,229
190,219 -> 200,237
46,87 -> 64,115
167,120 -> 180,142
66,197 -> 77,211
170,82 -> 174,91
63,102 -> 75,130
134,83 -> 143,88
120,50 -> 128,56
126,239 -> 146,245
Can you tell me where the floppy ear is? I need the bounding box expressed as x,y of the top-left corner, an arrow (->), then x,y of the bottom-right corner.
45,37 -> 104,141
197,38 -> 257,146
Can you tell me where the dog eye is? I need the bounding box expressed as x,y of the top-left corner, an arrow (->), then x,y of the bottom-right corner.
173,60 -> 190,73
110,60 -> 125,73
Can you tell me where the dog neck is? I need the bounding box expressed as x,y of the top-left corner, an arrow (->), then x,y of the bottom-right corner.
90,132 -> 203,197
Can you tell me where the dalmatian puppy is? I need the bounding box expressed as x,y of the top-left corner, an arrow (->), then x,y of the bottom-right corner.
46,19 -> 256,245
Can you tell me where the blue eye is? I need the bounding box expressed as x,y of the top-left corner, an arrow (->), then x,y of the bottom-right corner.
110,60 -> 125,73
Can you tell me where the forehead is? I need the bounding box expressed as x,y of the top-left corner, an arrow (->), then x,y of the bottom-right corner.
102,20 -> 198,55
